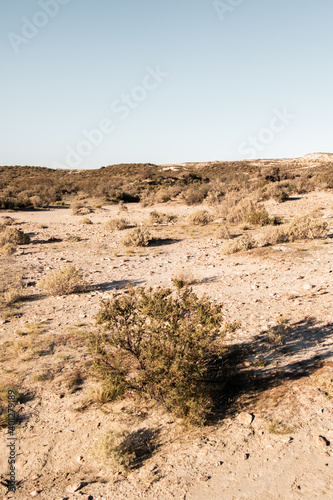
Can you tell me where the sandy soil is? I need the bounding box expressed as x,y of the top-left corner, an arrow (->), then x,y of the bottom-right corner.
0,190 -> 333,499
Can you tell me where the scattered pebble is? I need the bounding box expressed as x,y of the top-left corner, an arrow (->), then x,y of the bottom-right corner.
237,412 -> 254,426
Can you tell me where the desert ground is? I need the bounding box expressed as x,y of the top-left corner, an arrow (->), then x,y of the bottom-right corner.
0,185 -> 333,499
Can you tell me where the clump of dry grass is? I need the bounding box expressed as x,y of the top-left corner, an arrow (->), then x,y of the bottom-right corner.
0,217 -> 15,227
33,370 -> 53,382
92,428 -> 158,472
0,243 -> 17,256
216,225 -> 231,240
261,182 -> 290,202
187,210 -> 213,226
121,227 -> 151,247
248,208 -> 275,226
3,287 -> 25,306
218,194 -> 259,224
267,324 -> 289,345
65,369 -> 83,393
171,269 -> 197,290
39,265 -> 88,296
268,419 -> 293,435
257,216 -> 328,247
79,218 -> 93,225
71,200 -> 92,216
286,216 -> 328,241
0,227 -> 30,246
222,234 -> 256,254
117,201 -> 128,213
105,217 -> 129,230
149,211 -> 178,225
65,235 -> 81,242
257,226 -> 288,247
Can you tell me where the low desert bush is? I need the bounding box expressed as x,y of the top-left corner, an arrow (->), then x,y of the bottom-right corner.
187,210 -> 213,226
216,225 -> 232,240
105,217 -> 129,230
0,227 -> 30,246
182,186 -> 209,205
247,208 -> 273,226
267,324 -> 289,345
79,218 -> 93,225
258,216 -> 328,247
3,287 -> 25,305
71,200 -> 92,215
154,188 -> 172,203
0,217 -> 14,226
121,227 -> 151,247
39,265 -> 88,296
261,182 -> 290,202
257,226 -> 288,247
65,235 -> 81,242
286,216 -> 328,241
0,243 -> 17,256
222,234 -> 257,254
91,286 -> 224,425
93,428 -> 158,472
117,201 -> 128,212
171,269 -> 196,290
149,211 -> 178,225
224,197 -> 258,224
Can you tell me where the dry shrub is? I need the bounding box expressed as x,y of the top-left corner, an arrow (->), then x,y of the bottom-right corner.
248,208 -> 273,226
183,186 -> 209,205
79,217 -> 93,225
3,287 -> 25,305
121,227 -> 150,247
93,428 -> 158,472
65,369 -> 83,393
218,194 -> 260,224
257,226 -> 288,247
0,243 -> 17,256
39,265 -> 88,296
149,211 -> 178,224
117,201 -> 128,213
92,286 -> 224,425
105,217 -> 129,230
216,225 -> 232,240
0,217 -> 15,226
71,200 -> 92,215
222,234 -> 256,254
261,182 -> 289,202
267,324 -> 289,345
187,210 -> 213,226
286,216 -> 328,241
171,269 -> 197,290
154,188 -> 172,203
257,216 -> 328,247
65,235 -> 81,242
0,227 -> 30,246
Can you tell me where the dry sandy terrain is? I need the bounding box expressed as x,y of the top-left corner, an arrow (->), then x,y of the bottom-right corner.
0,190 -> 333,499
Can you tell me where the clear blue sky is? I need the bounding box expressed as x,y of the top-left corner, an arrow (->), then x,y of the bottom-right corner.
1,0 -> 332,169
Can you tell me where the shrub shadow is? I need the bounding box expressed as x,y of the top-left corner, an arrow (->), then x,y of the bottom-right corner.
124,427 -> 162,469
148,238 -> 180,247
209,318 -> 333,422
93,279 -> 146,292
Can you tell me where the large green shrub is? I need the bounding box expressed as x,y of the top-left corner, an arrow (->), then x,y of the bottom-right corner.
92,286 -> 224,425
